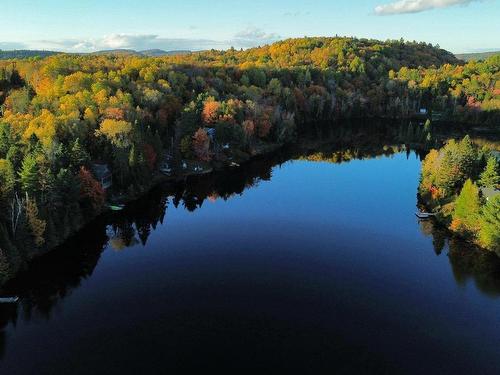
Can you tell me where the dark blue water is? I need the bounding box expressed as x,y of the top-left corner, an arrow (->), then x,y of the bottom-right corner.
1,147 -> 500,374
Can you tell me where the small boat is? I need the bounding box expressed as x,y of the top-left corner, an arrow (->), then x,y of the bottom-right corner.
109,204 -> 125,211
415,212 -> 435,219
229,162 -> 240,168
0,297 -> 19,303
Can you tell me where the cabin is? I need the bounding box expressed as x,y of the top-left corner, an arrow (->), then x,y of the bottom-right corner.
481,187 -> 500,201
419,108 -> 428,115
91,163 -> 113,189
205,127 -> 216,141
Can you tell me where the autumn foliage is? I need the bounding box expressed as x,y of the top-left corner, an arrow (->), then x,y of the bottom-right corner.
242,120 -> 255,137
78,167 -> 106,210
192,128 -> 211,161
419,138 -> 500,251
25,196 -> 46,247
104,107 -> 126,120
202,100 -> 221,124
0,36 -> 498,265
256,108 -> 274,138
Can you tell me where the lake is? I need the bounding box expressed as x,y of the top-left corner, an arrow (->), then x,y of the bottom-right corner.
1,123 -> 500,374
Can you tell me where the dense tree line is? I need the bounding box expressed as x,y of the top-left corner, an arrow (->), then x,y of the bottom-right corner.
419,136 -> 500,251
0,37 -> 498,273
393,55 -> 500,125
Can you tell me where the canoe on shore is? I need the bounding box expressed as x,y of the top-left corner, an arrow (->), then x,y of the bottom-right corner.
109,204 -> 125,211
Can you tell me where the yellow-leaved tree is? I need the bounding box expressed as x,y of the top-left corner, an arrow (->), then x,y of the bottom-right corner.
24,109 -> 58,147
96,119 -> 132,147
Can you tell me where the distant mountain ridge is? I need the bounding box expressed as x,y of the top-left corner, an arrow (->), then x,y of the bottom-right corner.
0,49 -> 191,60
2,45 -> 500,62
140,49 -> 191,57
0,50 -> 59,59
91,49 -> 191,56
455,51 -> 500,61
91,49 -> 140,56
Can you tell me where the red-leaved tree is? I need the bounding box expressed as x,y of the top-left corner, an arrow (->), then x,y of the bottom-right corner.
193,128 -> 211,161
79,167 -> 106,210
143,144 -> 157,170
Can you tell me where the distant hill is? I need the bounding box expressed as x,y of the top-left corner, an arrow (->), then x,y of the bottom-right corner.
0,50 -> 59,60
0,39 -> 458,66
455,51 -> 500,61
0,48 -> 191,60
140,49 -> 191,57
93,49 -> 191,57
184,37 -> 461,69
92,49 -> 142,56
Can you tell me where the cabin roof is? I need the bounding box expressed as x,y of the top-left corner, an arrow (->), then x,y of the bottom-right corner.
91,163 -> 111,178
204,127 -> 216,138
481,187 -> 500,199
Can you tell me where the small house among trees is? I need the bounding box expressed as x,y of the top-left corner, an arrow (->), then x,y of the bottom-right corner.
481,187 -> 500,201
91,163 -> 113,189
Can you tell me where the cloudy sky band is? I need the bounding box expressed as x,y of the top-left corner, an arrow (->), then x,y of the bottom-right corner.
0,0 -> 495,53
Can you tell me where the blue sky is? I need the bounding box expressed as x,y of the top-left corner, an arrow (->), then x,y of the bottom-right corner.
0,0 -> 498,53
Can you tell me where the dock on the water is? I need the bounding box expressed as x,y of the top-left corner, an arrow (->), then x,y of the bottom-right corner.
415,212 -> 435,219
0,297 -> 19,303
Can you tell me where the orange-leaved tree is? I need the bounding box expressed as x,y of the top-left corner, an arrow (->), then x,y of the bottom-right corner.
202,100 -> 220,124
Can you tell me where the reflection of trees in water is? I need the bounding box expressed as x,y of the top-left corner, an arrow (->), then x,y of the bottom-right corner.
0,119 -> 498,357
448,239 -> 500,297
0,150 -> 286,356
0,222 -> 108,359
108,224 -> 140,251
299,119 -> 434,163
418,220 -> 447,255
172,157 -> 277,212
107,192 -> 168,251
418,219 -> 500,296
0,188 -> 171,356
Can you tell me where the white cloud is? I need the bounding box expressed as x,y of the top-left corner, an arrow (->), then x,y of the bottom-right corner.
232,27 -> 281,48
1,28 -> 281,53
28,34 -> 228,52
101,34 -> 158,49
374,0 -> 482,15
34,39 -> 95,51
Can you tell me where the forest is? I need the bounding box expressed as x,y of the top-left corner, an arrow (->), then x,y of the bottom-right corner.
0,36 -> 499,280
419,136 -> 500,251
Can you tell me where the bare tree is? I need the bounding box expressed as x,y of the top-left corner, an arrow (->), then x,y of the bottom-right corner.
10,192 -> 23,235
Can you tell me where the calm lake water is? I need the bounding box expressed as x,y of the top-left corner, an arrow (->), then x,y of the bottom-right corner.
1,127 -> 500,374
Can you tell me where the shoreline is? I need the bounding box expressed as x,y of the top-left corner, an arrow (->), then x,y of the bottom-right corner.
418,200 -> 498,256
0,141 -> 286,287
1,119 -> 498,287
